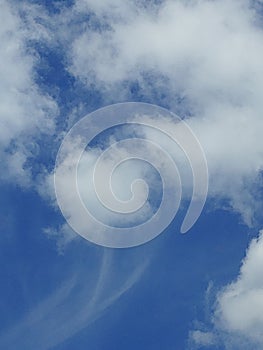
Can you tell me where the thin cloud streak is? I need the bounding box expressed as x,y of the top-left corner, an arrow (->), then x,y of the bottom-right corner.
0,249 -> 149,350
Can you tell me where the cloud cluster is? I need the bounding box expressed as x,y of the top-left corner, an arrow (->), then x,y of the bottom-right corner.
3,0 -> 262,226
58,0 -> 263,226
2,0 -> 263,347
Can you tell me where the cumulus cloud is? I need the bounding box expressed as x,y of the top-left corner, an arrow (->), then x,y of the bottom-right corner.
3,0 -> 261,229
215,230 -> 263,347
56,0 -> 263,226
0,0 -> 57,186
51,129 -> 164,247
190,230 -> 263,349
69,0 -> 263,99
0,0 -> 261,233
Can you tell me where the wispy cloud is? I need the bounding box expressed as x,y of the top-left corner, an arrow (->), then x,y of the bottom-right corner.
0,249 -> 149,349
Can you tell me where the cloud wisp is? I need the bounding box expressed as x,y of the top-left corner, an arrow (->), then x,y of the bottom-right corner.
0,249 -> 149,350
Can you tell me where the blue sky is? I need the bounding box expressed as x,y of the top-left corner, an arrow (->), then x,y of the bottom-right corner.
1,0 -> 263,349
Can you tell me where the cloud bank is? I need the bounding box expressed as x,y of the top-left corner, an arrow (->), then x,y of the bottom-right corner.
2,0 -> 263,348
3,0 -> 263,230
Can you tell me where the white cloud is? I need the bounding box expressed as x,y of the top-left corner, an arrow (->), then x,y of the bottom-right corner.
62,0 -> 263,226
51,132 -> 162,247
2,0 -> 260,230
70,0 -> 263,97
2,1 -> 263,346
189,330 -> 216,348
44,224 -> 78,255
0,0 -> 261,235
214,230 -> 263,347
190,230 -> 263,349
0,0 -> 57,185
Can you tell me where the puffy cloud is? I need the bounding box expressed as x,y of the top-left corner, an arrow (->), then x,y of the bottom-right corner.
215,230 -> 263,347
2,0 -> 262,238
2,0 -> 261,227
70,0 -> 263,101
61,0 -> 263,226
190,230 -> 263,349
51,127 -> 165,247
0,0 -> 57,185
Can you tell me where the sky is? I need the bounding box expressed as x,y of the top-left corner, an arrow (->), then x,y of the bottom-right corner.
1,0 -> 263,349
